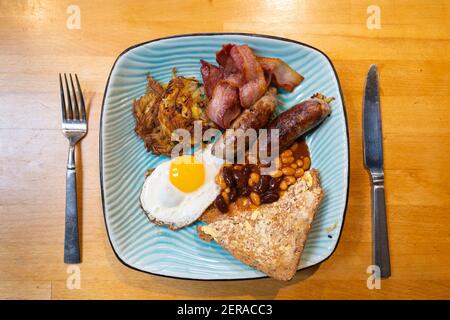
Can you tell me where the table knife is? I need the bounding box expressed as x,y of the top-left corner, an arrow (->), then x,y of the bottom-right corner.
363,65 -> 391,278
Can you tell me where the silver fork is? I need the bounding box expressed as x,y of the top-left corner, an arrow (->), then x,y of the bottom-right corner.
59,73 -> 87,264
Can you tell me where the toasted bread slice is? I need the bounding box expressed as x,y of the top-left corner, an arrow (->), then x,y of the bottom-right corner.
199,170 -> 324,281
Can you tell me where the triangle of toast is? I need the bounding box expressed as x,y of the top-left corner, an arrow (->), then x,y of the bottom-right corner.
200,170 -> 324,281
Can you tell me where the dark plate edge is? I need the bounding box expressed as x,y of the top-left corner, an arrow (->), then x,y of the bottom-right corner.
99,32 -> 351,281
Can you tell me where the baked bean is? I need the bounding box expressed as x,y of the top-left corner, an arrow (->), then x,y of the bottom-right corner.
215,174 -> 227,189
225,187 -> 231,193
295,168 -> 305,178
279,181 -> 288,190
255,175 -> 270,194
222,167 -> 235,187
269,176 -> 282,190
281,156 -> 294,164
281,149 -> 293,158
284,176 -> 296,186
233,170 -> 247,188
296,159 -> 303,167
269,169 -> 283,178
279,190 -> 286,197
248,177 -> 256,187
221,191 -> 229,202
229,188 -> 238,202
215,195 -> 228,213
303,157 -> 311,170
282,167 -> 295,176
261,192 -> 279,204
250,192 -> 261,206
250,172 -> 260,184
290,163 -> 298,169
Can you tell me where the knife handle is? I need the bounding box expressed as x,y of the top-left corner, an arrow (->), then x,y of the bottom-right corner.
371,171 -> 391,278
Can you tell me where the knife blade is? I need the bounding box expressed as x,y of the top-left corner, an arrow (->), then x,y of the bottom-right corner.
363,65 -> 383,170
363,65 -> 391,278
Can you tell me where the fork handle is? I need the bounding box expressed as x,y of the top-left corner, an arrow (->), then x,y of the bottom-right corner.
371,171 -> 390,278
64,146 -> 80,264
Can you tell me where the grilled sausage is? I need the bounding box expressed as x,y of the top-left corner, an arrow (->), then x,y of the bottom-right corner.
261,94 -> 332,158
212,87 -> 277,161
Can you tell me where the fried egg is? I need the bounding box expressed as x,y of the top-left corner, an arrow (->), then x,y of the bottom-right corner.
140,145 -> 224,230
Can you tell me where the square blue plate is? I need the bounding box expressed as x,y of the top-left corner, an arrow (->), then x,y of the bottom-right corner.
100,33 -> 349,280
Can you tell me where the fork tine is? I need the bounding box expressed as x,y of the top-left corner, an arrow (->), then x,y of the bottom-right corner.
64,74 -> 73,120
75,74 -> 86,121
69,74 -> 80,120
59,74 -> 67,121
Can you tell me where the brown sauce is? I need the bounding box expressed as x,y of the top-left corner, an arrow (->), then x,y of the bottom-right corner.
291,138 -> 310,160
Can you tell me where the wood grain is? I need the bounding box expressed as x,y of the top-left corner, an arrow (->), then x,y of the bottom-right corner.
0,0 -> 449,300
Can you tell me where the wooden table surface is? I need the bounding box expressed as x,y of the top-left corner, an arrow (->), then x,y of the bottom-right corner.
1,0 -> 449,300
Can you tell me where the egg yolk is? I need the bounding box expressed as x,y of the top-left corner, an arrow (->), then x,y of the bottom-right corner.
169,155 -> 205,193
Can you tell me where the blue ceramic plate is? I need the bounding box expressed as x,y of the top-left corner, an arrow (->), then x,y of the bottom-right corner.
100,33 -> 349,280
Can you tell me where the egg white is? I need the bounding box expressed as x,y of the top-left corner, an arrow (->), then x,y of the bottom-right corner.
140,145 -> 224,229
